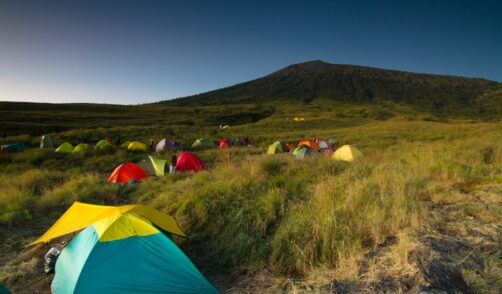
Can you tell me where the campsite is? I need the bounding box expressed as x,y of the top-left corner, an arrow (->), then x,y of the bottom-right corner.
1,1 -> 501,293
1,100 -> 500,292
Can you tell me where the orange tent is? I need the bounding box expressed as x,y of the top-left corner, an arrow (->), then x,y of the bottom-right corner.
297,140 -> 320,151
108,163 -> 149,184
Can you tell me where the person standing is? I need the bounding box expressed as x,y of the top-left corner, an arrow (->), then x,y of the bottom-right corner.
170,152 -> 178,174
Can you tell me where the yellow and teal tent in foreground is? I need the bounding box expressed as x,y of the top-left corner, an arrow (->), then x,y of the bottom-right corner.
55,142 -> 74,154
332,145 -> 363,162
30,202 -> 216,294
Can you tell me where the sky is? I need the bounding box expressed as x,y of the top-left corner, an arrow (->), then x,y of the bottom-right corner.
0,0 -> 501,105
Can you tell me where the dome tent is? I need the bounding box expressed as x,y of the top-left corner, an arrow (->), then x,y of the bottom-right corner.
317,140 -> 329,149
108,163 -> 149,184
95,140 -> 114,152
332,145 -> 363,162
30,202 -> 217,294
127,141 -> 147,152
40,135 -> 54,150
120,141 -> 132,149
191,138 -> 215,149
267,141 -> 289,154
297,140 -> 321,151
55,142 -> 74,154
72,143 -> 90,154
155,138 -> 181,152
292,145 -> 320,159
0,142 -> 28,153
219,139 -> 229,149
139,156 -> 167,176
176,152 -> 206,172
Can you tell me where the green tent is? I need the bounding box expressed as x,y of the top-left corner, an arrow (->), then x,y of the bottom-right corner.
55,142 -> 74,154
72,143 -> 90,154
267,141 -> 289,154
120,141 -> 132,149
95,140 -> 114,152
139,156 -> 167,176
191,138 -> 215,149
292,145 -> 320,159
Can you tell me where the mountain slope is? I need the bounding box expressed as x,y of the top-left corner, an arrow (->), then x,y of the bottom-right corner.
169,60 -> 497,117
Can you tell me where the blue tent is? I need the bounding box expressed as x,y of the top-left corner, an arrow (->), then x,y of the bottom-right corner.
51,213 -> 217,293
0,142 -> 28,153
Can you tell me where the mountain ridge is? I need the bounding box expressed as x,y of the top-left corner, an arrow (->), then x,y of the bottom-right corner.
167,60 -> 498,118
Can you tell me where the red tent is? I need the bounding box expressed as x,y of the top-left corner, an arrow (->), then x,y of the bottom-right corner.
176,152 -> 206,172
219,139 -> 229,149
108,162 -> 149,184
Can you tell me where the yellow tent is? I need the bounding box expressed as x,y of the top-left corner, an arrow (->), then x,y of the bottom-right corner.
127,141 -> 147,152
293,117 -> 305,122
332,145 -> 363,162
30,202 -> 186,245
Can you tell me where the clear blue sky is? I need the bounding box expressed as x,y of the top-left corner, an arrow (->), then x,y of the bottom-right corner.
0,0 -> 500,104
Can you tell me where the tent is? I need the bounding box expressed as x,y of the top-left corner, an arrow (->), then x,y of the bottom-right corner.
120,141 -> 132,149
30,202 -> 216,294
292,145 -> 320,159
176,152 -> 205,172
108,163 -> 149,184
0,142 -> 28,153
297,140 -> 321,151
317,140 -> 329,149
293,117 -> 305,122
72,143 -> 90,154
191,138 -> 215,149
55,142 -> 74,154
139,156 -> 167,176
267,141 -> 289,154
127,141 -> 147,152
332,145 -> 363,162
40,135 -> 53,150
155,139 -> 181,152
95,139 -> 113,152
219,139 -> 229,149
222,125 -> 231,129
0,283 -> 9,294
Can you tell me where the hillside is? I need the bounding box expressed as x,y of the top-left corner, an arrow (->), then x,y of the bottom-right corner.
1,61 -> 500,138
169,60 -> 497,117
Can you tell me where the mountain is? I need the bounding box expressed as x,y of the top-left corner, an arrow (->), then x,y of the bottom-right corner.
168,60 -> 498,117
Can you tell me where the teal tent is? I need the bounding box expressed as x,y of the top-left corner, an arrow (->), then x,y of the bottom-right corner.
0,142 -> 28,153
51,213 -> 217,294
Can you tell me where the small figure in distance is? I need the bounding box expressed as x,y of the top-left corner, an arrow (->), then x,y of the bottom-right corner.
170,152 -> 178,174
149,139 -> 155,152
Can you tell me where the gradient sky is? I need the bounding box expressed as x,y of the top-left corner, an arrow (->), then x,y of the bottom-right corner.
0,0 -> 501,104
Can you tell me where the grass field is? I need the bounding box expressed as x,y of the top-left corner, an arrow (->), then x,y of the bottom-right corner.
0,102 -> 500,292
